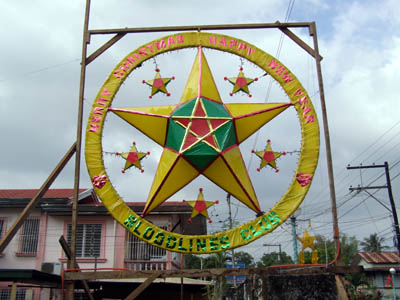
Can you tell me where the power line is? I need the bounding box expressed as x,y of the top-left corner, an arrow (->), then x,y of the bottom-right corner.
0,58 -> 80,83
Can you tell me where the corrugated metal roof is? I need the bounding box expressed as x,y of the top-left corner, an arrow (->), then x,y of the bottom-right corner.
0,189 -> 87,199
358,252 -> 400,264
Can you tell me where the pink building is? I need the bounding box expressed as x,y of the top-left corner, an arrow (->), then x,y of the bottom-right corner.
0,189 -> 206,300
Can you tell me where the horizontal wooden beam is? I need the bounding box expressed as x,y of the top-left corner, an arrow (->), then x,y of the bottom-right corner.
88,22 -> 311,35
65,265 -> 363,281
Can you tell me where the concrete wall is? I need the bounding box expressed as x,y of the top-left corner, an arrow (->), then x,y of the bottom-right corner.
262,274 -> 338,300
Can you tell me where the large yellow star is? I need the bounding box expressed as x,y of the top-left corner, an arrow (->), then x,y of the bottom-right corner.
298,229 -> 316,250
109,46 -> 291,216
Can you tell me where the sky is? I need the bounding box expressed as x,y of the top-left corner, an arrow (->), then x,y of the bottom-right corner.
1,0 -> 400,262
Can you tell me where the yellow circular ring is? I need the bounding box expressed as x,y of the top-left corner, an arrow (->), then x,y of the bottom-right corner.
85,32 -> 320,254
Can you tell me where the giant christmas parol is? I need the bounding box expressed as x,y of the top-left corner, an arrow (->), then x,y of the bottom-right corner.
85,32 -> 320,254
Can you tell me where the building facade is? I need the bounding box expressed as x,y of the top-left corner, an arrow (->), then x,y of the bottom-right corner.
353,251 -> 400,299
0,189 -> 205,300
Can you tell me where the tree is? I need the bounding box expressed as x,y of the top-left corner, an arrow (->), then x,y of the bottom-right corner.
232,251 -> 255,267
204,251 -> 230,269
257,251 -> 293,267
302,233 -> 359,265
203,252 -> 230,300
360,233 -> 389,252
184,254 -> 202,269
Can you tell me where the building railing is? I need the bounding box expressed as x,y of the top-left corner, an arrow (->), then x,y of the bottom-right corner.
124,260 -> 167,271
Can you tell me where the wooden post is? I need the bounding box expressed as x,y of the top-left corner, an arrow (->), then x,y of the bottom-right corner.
67,0 -> 91,298
59,236 -> 95,300
309,22 -> 341,264
10,282 -> 17,300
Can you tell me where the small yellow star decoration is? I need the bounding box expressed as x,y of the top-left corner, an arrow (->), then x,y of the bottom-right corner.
298,228 -> 318,264
142,68 -> 174,98
183,188 -> 218,223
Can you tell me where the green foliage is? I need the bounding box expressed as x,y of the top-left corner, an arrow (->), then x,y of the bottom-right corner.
232,251 -> 255,267
302,233 -> 358,265
360,233 -> 389,252
184,254 -> 202,269
204,251 -> 230,269
344,275 -> 383,300
257,251 -> 293,267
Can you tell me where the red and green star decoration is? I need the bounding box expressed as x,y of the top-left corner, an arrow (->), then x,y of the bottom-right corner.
183,188 -> 218,223
109,46 -> 292,217
142,68 -> 174,98
252,139 -> 286,172
224,67 -> 258,97
117,142 -> 150,173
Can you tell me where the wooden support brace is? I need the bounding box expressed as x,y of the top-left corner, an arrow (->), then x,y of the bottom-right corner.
86,32 -> 127,65
124,271 -> 162,300
59,236 -> 95,300
275,21 -> 323,61
335,275 -> 349,300
0,142 -> 76,253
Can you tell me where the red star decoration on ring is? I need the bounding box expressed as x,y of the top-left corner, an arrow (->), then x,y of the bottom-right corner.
142,68 -> 174,98
252,139 -> 286,172
117,142 -> 150,173
224,67 -> 258,97
183,188 -> 218,223
109,46 -> 292,217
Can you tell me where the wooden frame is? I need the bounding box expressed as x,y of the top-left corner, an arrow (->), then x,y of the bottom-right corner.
0,0 -> 341,298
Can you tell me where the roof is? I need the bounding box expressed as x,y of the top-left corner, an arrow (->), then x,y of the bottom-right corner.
356,252 -> 400,264
0,189 -> 87,199
0,269 -> 60,287
0,189 -> 207,234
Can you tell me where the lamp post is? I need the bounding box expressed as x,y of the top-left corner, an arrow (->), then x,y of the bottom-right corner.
390,268 -> 396,300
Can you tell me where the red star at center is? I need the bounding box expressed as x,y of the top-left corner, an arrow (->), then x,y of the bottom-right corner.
173,98 -> 230,152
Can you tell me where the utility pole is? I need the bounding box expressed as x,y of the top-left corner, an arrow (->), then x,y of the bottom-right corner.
263,244 -> 283,264
227,194 -> 237,300
347,162 -> 400,253
290,216 -> 299,264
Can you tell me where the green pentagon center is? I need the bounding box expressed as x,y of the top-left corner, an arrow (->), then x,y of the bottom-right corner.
165,119 -> 186,151
215,122 -> 236,150
171,98 -> 196,117
183,142 -> 219,171
202,98 -> 231,118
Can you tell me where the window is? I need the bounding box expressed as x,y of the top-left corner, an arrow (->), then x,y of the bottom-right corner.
18,218 -> 40,255
0,289 -> 27,300
67,224 -> 102,258
125,226 -> 167,261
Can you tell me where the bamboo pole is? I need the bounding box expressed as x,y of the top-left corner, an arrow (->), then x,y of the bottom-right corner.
66,0 -> 91,298
309,22 -> 341,263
